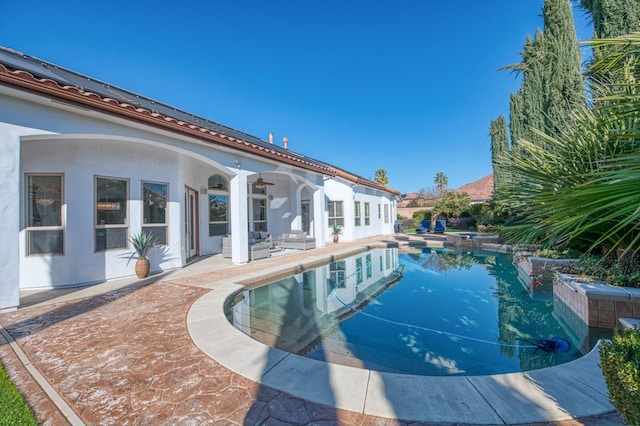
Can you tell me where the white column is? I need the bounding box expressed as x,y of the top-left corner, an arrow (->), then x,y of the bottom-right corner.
229,172 -> 249,264
313,185 -> 326,247
0,125 -> 22,311
290,184 -> 301,230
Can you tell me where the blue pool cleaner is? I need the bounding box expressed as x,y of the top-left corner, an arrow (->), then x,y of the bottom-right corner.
531,337 -> 571,353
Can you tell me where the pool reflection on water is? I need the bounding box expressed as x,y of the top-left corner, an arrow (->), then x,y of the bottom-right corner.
225,247 -> 605,376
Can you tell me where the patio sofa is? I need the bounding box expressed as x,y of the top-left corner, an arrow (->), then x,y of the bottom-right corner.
222,231 -> 272,260
280,230 -> 316,250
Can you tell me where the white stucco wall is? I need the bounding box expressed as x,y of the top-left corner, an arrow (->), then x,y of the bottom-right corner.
0,123 -> 53,310
1,85 -> 397,301
324,178 -> 397,242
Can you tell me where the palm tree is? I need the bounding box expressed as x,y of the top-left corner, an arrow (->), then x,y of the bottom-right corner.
434,172 -> 448,199
497,33 -> 640,258
374,169 -> 388,185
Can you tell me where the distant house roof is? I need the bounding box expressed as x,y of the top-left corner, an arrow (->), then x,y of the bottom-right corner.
0,46 -> 399,196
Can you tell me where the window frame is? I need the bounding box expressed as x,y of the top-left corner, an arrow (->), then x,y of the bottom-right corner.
384,203 -> 390,224
354,201 -> 361,227
329,260 -> 346,292
208,174 -> 230,237
364,202 -> 370,226
142,180 -> 169,246
95,175 -> 129,252
249,181 -> 268,232
25,173 -> 64,256
328,200 -> 344,228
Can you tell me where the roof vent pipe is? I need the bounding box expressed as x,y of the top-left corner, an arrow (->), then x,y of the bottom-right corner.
283,137 -> 288,150
268,131 -> 273,144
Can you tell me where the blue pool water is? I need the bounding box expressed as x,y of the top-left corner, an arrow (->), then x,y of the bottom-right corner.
226,247 -> 596,376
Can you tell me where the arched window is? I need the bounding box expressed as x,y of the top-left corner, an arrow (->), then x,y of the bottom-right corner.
208,174 -> 229,236
208,174 -> 228,191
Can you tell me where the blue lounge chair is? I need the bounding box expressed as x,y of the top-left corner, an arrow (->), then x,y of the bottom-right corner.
416,220 -> 431,234
433,220 -> 446,234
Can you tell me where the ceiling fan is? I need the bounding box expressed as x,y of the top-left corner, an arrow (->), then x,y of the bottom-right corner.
254,174 -> 274,189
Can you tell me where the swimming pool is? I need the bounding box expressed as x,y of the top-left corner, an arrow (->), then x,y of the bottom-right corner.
225,247 -> 595,376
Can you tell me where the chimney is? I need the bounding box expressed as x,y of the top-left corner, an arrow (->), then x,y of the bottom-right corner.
283,136 -> 288,150
268,131 -> 273,144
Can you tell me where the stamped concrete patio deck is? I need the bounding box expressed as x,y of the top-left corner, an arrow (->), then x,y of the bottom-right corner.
0,235 -> 624,425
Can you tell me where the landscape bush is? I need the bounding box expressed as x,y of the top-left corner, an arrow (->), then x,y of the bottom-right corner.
599,327 -> 640,425
0,362 -> 38,425
411,210 -> 432,228
447,217 -> 475,230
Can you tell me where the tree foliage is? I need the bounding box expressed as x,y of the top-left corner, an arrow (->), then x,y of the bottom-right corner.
433,172 -> 448,198
579,0 -> 640,63
433,191 -> 471,220
489,115 -> 509,193
496,33 -> 640,255
374,168 -> 388,185
502,0 -> 585,146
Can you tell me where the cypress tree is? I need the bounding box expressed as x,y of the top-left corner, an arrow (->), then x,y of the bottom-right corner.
489,115 -> 510,193
509,91 -> 525,149
579,0 -> 640,88
542,0 -> 586,135
580,0 -> 640,40
522,30 -> 548,138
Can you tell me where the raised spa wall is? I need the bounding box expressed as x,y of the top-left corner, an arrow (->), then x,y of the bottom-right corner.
514,254 -> 640,330
554,273 -> 640,330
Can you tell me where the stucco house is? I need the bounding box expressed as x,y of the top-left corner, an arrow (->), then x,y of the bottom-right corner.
0,46 -> 400,312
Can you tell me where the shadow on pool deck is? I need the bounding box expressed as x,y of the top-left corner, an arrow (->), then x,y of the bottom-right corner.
0,235 -> 625,425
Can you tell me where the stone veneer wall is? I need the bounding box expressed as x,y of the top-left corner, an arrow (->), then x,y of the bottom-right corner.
554,273 -> 640,330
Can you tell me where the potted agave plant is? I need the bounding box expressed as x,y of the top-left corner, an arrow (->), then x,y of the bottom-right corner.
129,231 -> 157,278
331,223 -> 342,243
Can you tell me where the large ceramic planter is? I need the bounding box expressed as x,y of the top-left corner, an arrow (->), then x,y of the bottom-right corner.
333,234 -> 339,243
135,258 -> 150,279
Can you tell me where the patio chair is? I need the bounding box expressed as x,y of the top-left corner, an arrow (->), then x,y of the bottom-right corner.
415,220 -> 431,234
433,220 -> 446,234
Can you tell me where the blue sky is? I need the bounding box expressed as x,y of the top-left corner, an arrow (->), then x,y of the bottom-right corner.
1,1 -> 592,193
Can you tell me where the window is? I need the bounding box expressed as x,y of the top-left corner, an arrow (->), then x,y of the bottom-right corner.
356,257 -> 363,284
208,174 -> 229,236
378,203 -> 381,219
354,201 -> 361,226
250,181 -> 268,232
384,204 -> 390,224
366,254 -> 372,278
328,260 -> 346,295
328,201 -> 344,228
142,181 -> 168,245
95,176 -> 128,251
364,202 -> 370,226
26,174 -> 63,255
252,198 -> 267,232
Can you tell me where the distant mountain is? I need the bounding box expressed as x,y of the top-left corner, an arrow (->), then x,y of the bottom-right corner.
454,174 -> 493,202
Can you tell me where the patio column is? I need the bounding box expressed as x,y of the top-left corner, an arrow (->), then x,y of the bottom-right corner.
229,171 -> 249,264
0,125 -> 21,312
313,185 -> 326,247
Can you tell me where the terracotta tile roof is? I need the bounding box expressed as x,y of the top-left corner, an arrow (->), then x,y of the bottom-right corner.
0,46 -> 399,196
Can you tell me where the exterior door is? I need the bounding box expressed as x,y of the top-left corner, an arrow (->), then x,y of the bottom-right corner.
301,200 -> 310,234
184,186 -> 198,259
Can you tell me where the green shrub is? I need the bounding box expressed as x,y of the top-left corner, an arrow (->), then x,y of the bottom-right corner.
411,210 -> 431,228
599,327 -> 640,425
555,254 -> 640,288
0,362 -> 38,425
